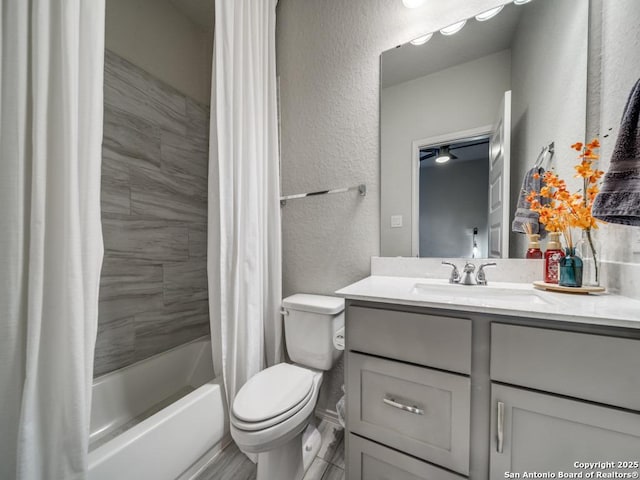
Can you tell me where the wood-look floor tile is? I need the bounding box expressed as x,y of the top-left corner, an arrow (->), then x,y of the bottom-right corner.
303,458 -> 330,480
317,419 -> 344,464
196,443 -> 256,480
321,465 -> 345,480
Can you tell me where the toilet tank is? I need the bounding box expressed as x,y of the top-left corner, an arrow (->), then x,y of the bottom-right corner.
282,294 -> 345,371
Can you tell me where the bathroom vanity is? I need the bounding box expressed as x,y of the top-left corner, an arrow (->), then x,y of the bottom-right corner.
337,275 -> 640,480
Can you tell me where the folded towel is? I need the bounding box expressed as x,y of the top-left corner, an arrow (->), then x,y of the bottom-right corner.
512,166 -> 548,238
593,78 -> 640,226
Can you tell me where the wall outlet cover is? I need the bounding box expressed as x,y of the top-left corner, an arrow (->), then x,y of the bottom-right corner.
391,215 -> 403,228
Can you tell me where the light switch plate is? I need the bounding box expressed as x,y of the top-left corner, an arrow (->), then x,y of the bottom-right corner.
390,215 -> 403,228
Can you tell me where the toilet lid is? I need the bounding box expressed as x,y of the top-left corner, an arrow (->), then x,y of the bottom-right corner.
232,363 -> 314,423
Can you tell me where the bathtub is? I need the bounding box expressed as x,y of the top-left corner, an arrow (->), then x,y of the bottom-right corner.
88,337 -> 228,480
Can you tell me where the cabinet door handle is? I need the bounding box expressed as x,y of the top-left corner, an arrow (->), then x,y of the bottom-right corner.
497,401 -> 505,453
382,396 -> 424,415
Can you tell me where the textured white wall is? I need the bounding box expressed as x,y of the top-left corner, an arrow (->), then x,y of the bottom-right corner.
276,0 -> 506,413
276,0 -> 640,412
381,50 -> 511,255
106,0 -> 213,105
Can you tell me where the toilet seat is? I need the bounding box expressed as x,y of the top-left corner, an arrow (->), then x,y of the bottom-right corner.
231,363 -> 315,432
230,366 -> 323,454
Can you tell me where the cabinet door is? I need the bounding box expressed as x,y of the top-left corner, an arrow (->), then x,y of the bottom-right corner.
348,434 -> 465,480
490,384 -> 640,480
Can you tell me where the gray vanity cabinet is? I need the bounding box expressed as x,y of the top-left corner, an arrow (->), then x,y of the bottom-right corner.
348,434 -> 466,480
345,305 -> 473,478
345,301 -> 640,480
489,384 -> 640,480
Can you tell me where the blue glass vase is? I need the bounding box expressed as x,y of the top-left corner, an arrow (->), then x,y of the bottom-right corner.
559,247 -> 583,287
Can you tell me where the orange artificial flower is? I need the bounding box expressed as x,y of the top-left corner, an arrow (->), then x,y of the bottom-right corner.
529,138 -> 605,247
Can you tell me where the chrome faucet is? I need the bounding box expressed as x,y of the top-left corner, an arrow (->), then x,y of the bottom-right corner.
441,261 -> 461,284
476,262 -> 497,285
442,261 -> 497,285
460,262 -> 476,285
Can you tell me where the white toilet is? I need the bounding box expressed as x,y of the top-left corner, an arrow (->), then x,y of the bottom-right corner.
230,294 -> 345,480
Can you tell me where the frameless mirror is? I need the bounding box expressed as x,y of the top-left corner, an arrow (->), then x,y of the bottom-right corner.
380,0 -> 589,258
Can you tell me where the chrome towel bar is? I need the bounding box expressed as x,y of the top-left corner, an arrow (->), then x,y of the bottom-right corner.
280,184 -> 366,206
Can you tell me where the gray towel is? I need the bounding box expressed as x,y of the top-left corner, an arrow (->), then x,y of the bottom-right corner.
512,166 -> 548,238
593,78 -> 640,225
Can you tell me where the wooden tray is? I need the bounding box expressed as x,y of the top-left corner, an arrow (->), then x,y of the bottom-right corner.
533,281 -> 606,294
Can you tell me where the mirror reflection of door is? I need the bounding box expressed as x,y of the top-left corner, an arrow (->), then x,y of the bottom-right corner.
418,136 -> 490,258
488,90 -> 512,259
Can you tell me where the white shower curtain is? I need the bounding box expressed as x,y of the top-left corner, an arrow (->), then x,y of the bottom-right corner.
0,1 -> 105,479
208,0 -> 283,409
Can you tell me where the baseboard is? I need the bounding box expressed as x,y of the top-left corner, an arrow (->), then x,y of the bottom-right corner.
314,407 -> 342,427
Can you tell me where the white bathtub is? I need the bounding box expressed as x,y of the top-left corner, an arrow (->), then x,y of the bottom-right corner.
88,337 -> 228,480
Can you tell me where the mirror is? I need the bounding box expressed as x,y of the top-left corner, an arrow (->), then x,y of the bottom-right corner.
380,0 -> 589,258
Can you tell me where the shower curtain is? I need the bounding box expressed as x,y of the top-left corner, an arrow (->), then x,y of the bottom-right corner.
208,0 -> 283,410
0,1 -> 105,479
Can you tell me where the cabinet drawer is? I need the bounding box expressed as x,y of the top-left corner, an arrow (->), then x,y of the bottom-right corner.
347,352 -> 470,475
348,434 -> 466,480
490,384 -> 640,480
347,306 -> 471,374
491,323 -> 640,410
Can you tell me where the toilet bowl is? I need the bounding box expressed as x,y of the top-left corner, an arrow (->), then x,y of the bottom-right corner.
230,294 -> 345,480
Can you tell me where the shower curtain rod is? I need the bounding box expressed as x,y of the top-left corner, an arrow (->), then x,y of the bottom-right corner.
280,184 -> 367,206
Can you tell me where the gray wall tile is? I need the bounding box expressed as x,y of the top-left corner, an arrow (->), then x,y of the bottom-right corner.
94,316 -> 135,376
161,128 -> 209,179
130,166 -> 206,222
102,214 -> 190,262
104,50 -> 188,135
96,50 -> 210,377
188,224 -> 207,258
103,107 -> 161,168
163,260 -> 208,305
134,300 -> 210,361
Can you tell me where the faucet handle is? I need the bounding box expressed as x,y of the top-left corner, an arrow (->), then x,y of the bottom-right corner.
442,261 -> 460,284
476,262 -> 497,285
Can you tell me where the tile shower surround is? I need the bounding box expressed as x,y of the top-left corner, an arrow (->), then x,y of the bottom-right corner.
95,50 -> 210,376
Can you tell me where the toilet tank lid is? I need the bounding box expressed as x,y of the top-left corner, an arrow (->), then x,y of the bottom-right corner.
282,294 -> 345,315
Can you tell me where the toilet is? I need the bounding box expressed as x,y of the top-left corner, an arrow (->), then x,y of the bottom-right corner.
230,294 -> 345,480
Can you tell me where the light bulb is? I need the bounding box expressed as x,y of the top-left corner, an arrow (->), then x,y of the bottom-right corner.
476,5 -> 504,21
440,19 -> 467,36
402,0 -> 425,8
435,155 -> 451,164
410,33 -> 433,46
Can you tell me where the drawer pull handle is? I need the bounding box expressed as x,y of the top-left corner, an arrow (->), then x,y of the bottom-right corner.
497,401 -> 505,454
382,396 -> 424,415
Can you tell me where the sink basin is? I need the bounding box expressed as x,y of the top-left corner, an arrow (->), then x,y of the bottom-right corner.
411,281 -> 554,307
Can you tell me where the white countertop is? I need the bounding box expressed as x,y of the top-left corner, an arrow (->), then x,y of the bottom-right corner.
335,276 -> 640,330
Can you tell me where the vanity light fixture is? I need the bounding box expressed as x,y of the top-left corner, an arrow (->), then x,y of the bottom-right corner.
440,19 -> 467,36
410,33 -> 433,46
475,5 -> 504,21
402,0 -> 425,8
435,146 -> 456,163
